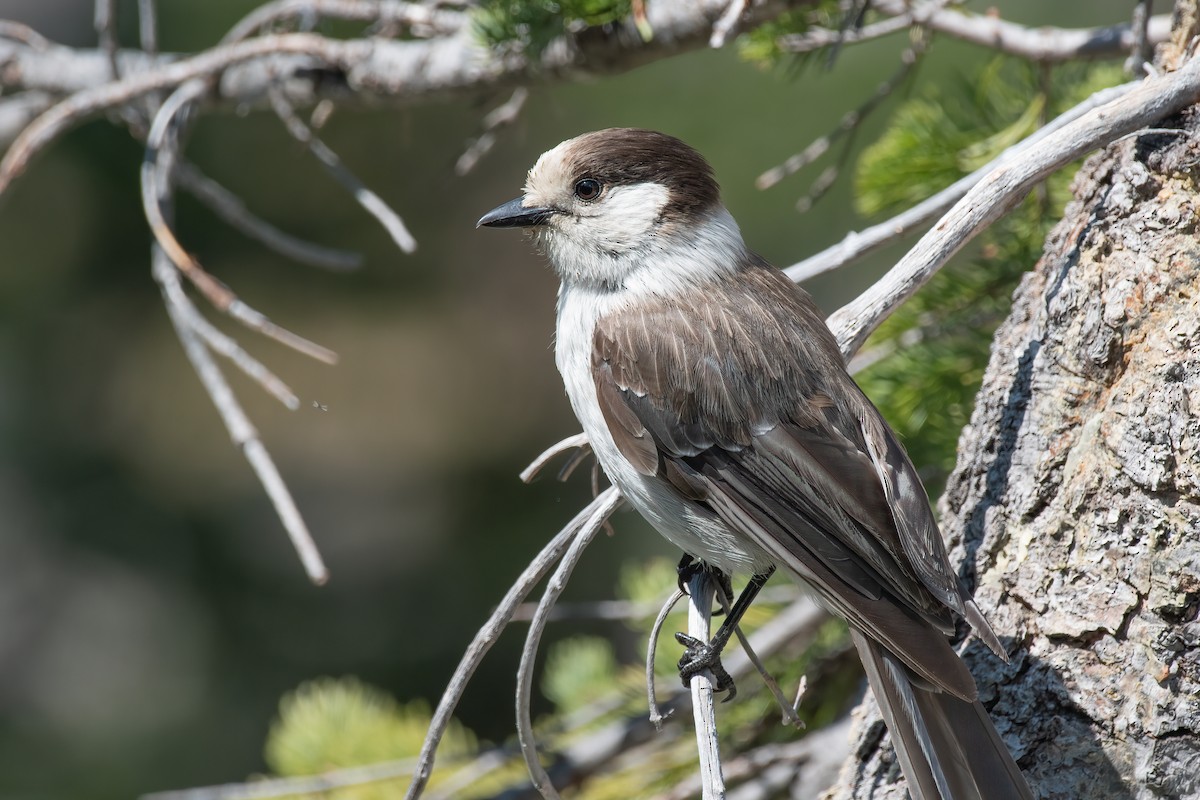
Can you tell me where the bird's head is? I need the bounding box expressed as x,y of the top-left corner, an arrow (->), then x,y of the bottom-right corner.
478,128 -> 745,294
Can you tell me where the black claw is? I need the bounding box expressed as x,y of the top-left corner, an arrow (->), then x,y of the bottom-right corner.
675,632 -> 737,698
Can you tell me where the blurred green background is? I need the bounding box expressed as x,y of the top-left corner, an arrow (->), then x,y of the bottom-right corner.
0,2 -> 1136,797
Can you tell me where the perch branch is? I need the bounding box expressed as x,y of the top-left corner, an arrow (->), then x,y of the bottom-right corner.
826,53 -> 1200,357
685,570 -> 726,800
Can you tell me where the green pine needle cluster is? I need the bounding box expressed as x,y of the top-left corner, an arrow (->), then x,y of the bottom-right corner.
853,57 -> 1123,496
474,0 -> 632,56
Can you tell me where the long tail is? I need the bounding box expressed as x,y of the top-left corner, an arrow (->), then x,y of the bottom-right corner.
851,631 -> 1033,800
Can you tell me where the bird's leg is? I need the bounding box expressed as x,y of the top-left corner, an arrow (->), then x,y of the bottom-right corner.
675,566 -> 775,699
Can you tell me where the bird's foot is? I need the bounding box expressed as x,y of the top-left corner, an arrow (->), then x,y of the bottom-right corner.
675,632 -> 736,700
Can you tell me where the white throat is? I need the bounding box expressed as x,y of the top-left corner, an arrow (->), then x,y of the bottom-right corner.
544,204 -> 748,299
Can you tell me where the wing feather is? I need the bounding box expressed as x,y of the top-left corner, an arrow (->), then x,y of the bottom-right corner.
591,260 -> 1005,689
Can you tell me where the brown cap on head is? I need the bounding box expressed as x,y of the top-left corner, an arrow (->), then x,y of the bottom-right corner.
560,128 -> 720,217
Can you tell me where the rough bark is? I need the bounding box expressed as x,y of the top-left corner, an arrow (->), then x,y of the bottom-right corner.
831,43 -> 1200,800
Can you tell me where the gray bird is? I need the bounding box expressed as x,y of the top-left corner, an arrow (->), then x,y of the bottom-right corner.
479,128 -> 1032,800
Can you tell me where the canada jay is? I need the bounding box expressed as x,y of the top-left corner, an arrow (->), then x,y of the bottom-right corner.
479,128 -> 1032,800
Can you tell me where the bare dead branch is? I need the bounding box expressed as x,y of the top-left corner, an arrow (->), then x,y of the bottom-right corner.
684,571 -> 726,800
404,488 -> 624,800
95,0 -> 121,77
455,86 -> 529,176
174,161 -> 364,271
222,0 -> 466,44
759,31 -> 925,192
142,755 -> 421,800
520,433 -> 591,484
709,0 -> 749,48
783,80 -> 1139,284
1127,0 -> 1155,75
515,486 -> 623,800
807,1 -> 1176,63
138,0 -> 159,55
777,13 -> 912,55
152,249 -> 329,585
154,249 -> 300,410
267,87 -> 417,253
0,20 -> 50,49
826,54 -> 1200,358
142,80 -> 338,363
0,33 -> 348,192
647,587 -> 686,729
0,1 -> 811,151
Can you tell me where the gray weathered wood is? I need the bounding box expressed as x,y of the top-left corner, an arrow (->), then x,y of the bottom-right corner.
833,58 -> 1200,800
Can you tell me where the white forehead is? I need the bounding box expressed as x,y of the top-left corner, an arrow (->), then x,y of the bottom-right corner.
524,138 -> 574,196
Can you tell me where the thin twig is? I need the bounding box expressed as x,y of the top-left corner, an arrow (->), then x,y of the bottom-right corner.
783,80 -> 1139,284
826,54 -> 1200,358
709,0 -> 748,48
0,33 -> 348,195
268,87 -> 417,254
0,21 -> 51,49
142,81 -> 338,363
1126,0 -> 1154,76
95,0 -> 121,78
222,0 -> 466,44
520,432 -> 590,484
455,87 -> 529,176
403,488 -> 624,800
647,588 -> 686,729
759,31 -> 926,192
138,0 -> 159,55
685,571 -> 726,800
175,161 -> 364,271
152,250 -> 329,585
154,248 -> 300,410
515,486 -> 623,800
712,586 -> 805,729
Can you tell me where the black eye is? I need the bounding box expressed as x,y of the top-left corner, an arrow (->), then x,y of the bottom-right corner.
574,178 -> 602,201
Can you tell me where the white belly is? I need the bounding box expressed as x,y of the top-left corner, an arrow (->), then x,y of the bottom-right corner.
554,285 -> 773,576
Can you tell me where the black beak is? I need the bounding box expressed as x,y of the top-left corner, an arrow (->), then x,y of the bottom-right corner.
476,197 -> 554,228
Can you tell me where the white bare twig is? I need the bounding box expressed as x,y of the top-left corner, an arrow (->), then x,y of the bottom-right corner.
759,30 -> 925,194
154,248 -> 300,410
647,587 -> 687,729
0,33 -> 350,193
515,486 -> 623,800
222,0 -> 466,44
268,87 -> 417,254
142,80 -> 338,363
138,0 -> 159,55
152,249 -> 329,585
827,53 -> 1200,357
95,0 -> 121,78
784,1 -> 1173,63
685,571 -> 726,800
520,433 -> 591,484
709,0 -> 749,48
783,80 -> 1139,285
404,488 -> 624,800
174,161 -> 364,271
455,87 -> 530,176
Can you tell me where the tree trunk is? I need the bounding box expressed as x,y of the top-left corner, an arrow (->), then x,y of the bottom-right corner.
831,14 -> 1200,800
